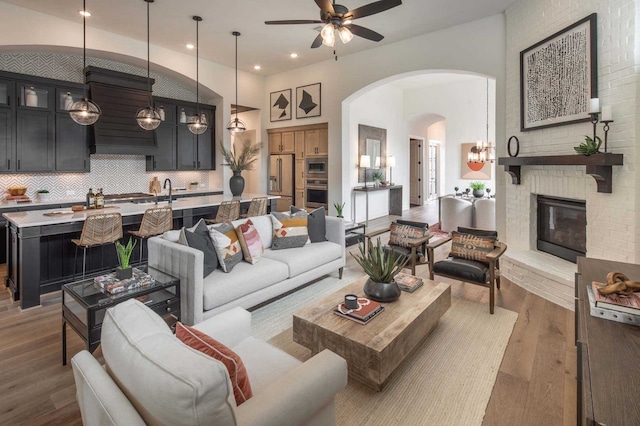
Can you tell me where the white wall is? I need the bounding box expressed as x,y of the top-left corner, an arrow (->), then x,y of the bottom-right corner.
265,14 -> 506,221
428,121 -> 446,197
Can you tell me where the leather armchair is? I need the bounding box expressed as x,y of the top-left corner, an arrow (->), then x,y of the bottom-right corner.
426,227 -> 507,314
364,220 -> 432,275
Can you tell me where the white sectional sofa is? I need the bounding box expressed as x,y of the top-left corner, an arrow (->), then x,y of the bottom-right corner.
148,215 -> 346,325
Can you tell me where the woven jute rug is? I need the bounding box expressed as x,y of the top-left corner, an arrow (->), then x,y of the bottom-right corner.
268,297 -> 517,426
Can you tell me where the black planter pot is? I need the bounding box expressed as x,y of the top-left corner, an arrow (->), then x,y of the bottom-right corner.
363,278 -> 401,302
229,171 -> 245,196
473,189 -> 485,198
115,266 -> 133,280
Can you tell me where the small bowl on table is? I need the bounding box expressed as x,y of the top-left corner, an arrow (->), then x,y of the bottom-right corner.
8,186 -> 27,196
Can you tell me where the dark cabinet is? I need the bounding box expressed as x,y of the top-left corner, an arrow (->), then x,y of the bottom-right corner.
55,113 -> 89,172
177,124 -> 197,170
197,126 -> 213,170
0,108 -> 13,172
16,109 -> 54,172
146,103 -> 176,171
0,78 -> 13,107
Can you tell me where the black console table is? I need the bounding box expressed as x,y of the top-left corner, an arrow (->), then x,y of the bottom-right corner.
352,185 -> 403,226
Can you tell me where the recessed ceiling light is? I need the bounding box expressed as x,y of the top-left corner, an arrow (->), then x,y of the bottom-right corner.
79,10 -> 91,17
186,43 -> 195,49
290,53 -> 298,58
254,65 -> 261,70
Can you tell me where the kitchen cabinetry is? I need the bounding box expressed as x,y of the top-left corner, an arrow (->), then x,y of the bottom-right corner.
295,159 -> 305,190
0,106 -> 12,173
55,87 -> 90,172
295,131 -> 305,158
295,190 -> 305,208
305,128 -> 328,157
16,109 -> 54,172
269,131 -> 295,154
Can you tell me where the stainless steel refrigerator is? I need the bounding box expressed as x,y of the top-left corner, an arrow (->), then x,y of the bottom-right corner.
269,154 -> 294,212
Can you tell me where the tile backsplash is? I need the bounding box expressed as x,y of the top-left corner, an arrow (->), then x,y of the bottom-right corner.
0,155 -> 212,200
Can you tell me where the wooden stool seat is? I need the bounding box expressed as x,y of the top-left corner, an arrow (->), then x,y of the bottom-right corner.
241,197 -> 268,218
72,212 -> 123,279
129,206 -> 173,265
206,200 -> 240,224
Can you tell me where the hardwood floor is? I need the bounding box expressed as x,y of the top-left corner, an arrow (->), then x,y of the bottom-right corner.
0,200 -> 576,425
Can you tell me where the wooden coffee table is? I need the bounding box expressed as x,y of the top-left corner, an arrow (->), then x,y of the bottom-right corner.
293,276 -> 451,391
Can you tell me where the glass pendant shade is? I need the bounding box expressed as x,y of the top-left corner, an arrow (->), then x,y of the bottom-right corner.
226,117 -> 246,135
69,98 -> 101,125
187,113 -> 208,135
338,27 -> 353,44
136,106 -> 161,130
321,23 -> 335,40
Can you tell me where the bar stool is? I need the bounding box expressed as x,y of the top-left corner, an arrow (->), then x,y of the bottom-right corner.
72,212 -> 123,280
241,197 -> 268,218
206,200 -> 240,224
129,206 -> 173,265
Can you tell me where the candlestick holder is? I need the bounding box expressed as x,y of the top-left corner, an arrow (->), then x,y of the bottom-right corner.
590,113 -> 599,147
601,120 -> 614,153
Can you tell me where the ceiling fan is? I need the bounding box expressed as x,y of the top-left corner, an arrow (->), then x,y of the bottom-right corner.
265,0 -> 402,49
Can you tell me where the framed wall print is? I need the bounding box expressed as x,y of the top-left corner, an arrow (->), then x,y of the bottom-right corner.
461,143 -> 491,180
270,89 -> 292,122
520,13 -> 597,131
296,83 -> 321,119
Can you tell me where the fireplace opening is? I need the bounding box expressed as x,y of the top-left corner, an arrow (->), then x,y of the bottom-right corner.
537,195 -> 586,263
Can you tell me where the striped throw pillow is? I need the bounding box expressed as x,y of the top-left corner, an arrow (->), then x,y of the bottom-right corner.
236,219 -> 264,264
271,211 -> 309,250
450,231 -> 496,263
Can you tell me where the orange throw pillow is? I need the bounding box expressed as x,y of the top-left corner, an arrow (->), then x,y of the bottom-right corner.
175,322 -> 253,405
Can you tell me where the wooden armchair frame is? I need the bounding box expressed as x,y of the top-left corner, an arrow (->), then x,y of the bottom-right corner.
364,226 -> 432,276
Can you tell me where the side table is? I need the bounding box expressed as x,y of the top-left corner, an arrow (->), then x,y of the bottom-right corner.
61,265 -> 180,365
345,222 -> 366,247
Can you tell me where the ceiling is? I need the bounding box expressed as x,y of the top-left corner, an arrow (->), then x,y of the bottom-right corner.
2,0 -> 517,76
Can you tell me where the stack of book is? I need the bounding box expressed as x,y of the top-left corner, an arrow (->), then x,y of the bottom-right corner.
587,282 -> 640,326
394,272 -> 424,293
334,298 -> 384,325
94,268 -> 155,295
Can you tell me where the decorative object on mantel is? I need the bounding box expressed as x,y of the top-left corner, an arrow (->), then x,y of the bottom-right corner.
574,135 -> 602,155
470,182 -> 486,198
226,31 -> 247,135
135,0 -> 161,131
587,98 -> 615,153
520,13 -> 597,131
351,237 -> 409,303
507,136 -> 520,157
219,139 -> 262,196
68,0 -> 101,126
115,237 -> 137,280
498,153 -> 624,193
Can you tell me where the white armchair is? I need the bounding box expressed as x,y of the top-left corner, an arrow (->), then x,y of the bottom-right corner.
474,198 -> 496,231
440,197 -> 473,232
71,300 -> 348,426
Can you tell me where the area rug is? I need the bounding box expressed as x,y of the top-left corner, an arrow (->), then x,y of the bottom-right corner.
268,297 -> 518,426
429,222 -> 450,239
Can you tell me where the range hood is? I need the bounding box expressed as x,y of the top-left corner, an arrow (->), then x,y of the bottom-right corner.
86,67 -> 157,155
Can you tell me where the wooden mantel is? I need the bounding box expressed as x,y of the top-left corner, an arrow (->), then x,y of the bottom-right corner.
497,153 -> 624,193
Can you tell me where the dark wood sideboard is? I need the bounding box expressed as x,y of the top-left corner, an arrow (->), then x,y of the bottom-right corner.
575,257 -> 640,425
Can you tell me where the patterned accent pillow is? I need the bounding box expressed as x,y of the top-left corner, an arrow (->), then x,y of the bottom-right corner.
450,231 -> 496,263
271,211 -> 309,250
236,219 -> 264,264
175,323 -> 253,406
389,222 -> 431,249
209,223 -> 243,272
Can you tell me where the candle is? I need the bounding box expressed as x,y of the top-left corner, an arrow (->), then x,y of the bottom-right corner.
589,98 -> 600,114
601,106 -> 613,121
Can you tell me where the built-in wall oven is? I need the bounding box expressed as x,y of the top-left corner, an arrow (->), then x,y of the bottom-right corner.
306,178 -> 328,209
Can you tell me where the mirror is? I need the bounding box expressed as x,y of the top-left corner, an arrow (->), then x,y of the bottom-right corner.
358,124 -> 387,184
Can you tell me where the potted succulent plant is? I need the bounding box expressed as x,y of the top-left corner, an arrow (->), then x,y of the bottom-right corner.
189,181 -> 199,191
351,238 -> 409,302
372,171 -> 384,187
115,238 -> 137,280
334,202 -> 345,218
574,135 -> 602,156
470,181 -> 486,198
36,189 -> 50,201
219,140 -> 262,196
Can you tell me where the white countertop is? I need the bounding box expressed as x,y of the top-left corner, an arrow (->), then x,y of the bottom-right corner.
2,193 -> 278,228
0,188 -> 223,211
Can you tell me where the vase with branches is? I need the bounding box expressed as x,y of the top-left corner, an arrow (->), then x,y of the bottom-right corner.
220,140 -> 262,196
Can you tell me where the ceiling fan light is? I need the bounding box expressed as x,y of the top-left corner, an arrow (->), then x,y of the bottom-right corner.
338,27 -> 353,44
320,22 -> 335,40
226,117 -> 246,135
69,98 -> 101,125
136,106 -> 161,130
322,33 -> 335,47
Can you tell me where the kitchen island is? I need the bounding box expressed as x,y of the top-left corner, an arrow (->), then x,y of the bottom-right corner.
4,193 -> 278,309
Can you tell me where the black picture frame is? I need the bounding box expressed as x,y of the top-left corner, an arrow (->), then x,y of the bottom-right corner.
296,83 -> 321,119
270,89 -> 292,122
520,13 -> 597,131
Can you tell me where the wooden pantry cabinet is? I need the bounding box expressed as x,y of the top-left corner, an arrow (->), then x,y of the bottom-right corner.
269,131 -> 295,154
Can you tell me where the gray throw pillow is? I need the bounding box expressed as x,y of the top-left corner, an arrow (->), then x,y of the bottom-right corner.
291,206 -> 327,243
183,221 -> 219,277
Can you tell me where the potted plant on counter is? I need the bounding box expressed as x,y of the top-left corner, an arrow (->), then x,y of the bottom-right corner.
470,181 -> 486,198
220,140 -> 262,196
115,238 -> 137,280
36,189 -> 50,202
351,238 -> 409,302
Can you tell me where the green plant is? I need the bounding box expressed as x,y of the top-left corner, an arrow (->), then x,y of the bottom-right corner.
350,238 -> 409,283
334,202 -> 345,217
115,238 -> 137,269
372,171 -> 384,182
470,181 -> 485,190
36,189 -> 49,194
219,140 -> 262,172
574,135 -> 602,155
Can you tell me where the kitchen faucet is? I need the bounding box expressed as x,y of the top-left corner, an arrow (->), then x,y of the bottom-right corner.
163,178 -> 172,204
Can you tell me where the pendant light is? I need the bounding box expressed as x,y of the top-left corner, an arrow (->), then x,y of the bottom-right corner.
187,16 -> 208,135
69,0 -> 101,125
136,0 -> 161,131
227,31 -> 246,135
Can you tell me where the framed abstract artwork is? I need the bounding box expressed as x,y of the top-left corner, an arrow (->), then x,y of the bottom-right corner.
461,143 -> 491,180
296,83 -> 321,119
520,13 -> 597,131
270,89 -> 292,122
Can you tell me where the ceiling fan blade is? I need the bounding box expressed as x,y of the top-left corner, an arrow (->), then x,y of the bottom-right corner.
265,19 -> 324,25
348,0 -> 402,20
348,24 -> 384,42
311,33 -> 324,48
315,0 -> 335,17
